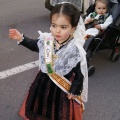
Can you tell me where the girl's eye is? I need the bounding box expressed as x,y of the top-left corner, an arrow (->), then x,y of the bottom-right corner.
61,26 -> 67,29
51,24 -> 56,28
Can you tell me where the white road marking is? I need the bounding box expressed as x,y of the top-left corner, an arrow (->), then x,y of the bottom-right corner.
0,60 -> 39,79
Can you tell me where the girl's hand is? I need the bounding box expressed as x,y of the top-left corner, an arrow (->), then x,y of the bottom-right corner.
67,94 -> 77,99
9,29 -> 23,41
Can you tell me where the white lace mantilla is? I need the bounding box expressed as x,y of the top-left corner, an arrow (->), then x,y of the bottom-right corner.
37,31 -> 88,102
37,31 -> 81,75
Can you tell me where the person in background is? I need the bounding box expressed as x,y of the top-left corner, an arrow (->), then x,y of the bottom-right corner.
84,0 -> 113,39
9,3 -> 88,120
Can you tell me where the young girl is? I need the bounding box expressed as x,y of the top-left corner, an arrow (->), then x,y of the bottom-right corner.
9,3 -> 88,120
84,0 -> 113,39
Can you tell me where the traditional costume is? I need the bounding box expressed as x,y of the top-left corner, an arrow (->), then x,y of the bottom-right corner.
19,30 -> 88,120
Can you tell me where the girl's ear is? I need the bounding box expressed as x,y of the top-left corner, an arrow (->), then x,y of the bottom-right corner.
71,27 -> 76,33
50,27 -> 52,31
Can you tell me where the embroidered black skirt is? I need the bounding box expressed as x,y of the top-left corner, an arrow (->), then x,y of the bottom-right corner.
25,71 -> 70,120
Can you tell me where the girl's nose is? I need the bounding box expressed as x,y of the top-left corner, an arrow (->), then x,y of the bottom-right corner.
56,27 -> 60,33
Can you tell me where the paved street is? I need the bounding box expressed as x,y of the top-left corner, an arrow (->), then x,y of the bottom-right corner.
0,0 -> 120,120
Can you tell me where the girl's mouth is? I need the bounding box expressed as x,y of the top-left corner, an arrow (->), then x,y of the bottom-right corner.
56,35 -> 61,38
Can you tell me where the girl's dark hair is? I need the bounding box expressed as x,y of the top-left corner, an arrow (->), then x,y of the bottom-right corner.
50,3 -> 80,27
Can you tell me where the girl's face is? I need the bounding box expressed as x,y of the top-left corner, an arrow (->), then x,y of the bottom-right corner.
50,14 -> 75,43
95,2 -> 107,15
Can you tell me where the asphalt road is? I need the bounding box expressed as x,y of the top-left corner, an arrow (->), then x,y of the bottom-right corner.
0,0 -> 120,120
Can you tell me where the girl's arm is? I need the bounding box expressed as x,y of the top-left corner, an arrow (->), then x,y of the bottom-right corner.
68,62 -> 83,99
9,29 -> 39,52
20,36 -> 39,52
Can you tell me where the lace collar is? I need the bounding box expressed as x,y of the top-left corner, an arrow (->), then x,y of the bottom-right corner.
54,35 -> 73,53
